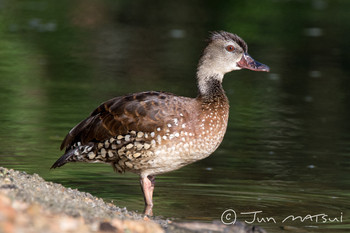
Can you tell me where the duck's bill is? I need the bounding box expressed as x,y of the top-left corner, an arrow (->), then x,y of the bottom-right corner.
237,53 -> 270,72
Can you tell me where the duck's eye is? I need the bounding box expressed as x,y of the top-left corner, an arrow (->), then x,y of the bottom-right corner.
226,45 -> 235,52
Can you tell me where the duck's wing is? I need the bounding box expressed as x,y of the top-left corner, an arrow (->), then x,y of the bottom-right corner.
60,91 -> 193,151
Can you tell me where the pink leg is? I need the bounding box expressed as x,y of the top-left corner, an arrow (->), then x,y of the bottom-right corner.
140,175 -> 155,215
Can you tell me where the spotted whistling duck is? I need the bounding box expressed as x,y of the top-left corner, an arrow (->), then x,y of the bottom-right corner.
51,31 -> 269,215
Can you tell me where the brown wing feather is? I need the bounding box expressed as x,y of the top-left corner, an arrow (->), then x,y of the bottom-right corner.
60,91 -> 191,151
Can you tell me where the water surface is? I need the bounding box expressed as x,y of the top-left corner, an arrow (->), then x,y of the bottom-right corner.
0,1 -> 350,232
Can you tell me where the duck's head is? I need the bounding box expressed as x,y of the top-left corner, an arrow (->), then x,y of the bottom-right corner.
197,31 -> 269,78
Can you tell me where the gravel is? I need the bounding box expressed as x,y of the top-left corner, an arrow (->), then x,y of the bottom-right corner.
0,167 -> 267,233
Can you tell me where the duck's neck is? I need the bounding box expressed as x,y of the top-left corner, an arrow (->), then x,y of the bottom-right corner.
196,69 -> 227,103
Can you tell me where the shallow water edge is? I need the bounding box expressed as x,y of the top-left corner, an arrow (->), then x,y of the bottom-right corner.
0,166 -> 267,233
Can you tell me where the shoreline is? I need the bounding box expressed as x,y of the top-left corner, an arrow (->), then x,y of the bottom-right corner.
0,167 -> 266,233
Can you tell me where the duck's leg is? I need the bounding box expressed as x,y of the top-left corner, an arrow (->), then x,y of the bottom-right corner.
140,175 -> 155,215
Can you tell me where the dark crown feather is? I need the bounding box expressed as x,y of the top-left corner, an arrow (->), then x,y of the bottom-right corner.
209,31 -> 248,53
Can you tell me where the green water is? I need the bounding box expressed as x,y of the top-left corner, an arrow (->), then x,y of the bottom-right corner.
1,0 -> 350,232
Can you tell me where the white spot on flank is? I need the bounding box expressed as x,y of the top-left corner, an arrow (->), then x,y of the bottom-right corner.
180,113 -> 184,117
167,123 -> 172,128
88,152 -> 95,159
174,118 -> 179,125
150,132 -> 155,137
163,135 -> 167,140
174,132 -> 179,137
157,127 -> 161,131
125,135 -> 131,141
182,123 -> 186,128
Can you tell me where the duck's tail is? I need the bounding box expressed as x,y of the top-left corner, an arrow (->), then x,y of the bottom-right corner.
50,149 -> 76,169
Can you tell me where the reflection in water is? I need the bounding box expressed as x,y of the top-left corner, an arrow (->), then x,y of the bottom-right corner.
0,1 -> 350,232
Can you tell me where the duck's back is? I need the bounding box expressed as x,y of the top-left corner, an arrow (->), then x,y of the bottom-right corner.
52,91 -> 205,174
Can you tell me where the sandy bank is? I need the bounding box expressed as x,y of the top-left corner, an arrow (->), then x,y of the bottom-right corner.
0,167 -> 266,233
